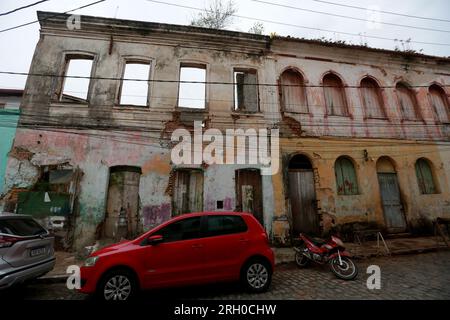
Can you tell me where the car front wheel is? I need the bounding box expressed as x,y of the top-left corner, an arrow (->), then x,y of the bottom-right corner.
241,259 -> 272,293
97,269 -> 137,301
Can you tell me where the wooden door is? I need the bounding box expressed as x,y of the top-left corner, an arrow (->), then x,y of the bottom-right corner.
289,169 -> 319,235
378,173 -> 407,233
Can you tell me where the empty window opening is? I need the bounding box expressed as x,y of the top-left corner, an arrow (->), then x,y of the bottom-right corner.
280,69 -> 308,113
335,156 -> 359,195
361,77 -> 385,119
429,85 -> 449,123
234,69 -> 258,112
61,58 -> 93,102
178,65 -> 206,109
396,83 -> 420,120
323,73 -> 347,116
120,62 -> 151,106
415,158 -> 438,194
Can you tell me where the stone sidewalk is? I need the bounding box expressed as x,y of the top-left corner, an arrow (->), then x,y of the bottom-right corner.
274,235 -> 450,264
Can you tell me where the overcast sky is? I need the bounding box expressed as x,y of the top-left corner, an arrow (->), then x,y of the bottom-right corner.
0,0 -> 449,90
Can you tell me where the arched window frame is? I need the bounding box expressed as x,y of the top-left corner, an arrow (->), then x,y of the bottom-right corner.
334,156 -> 359,195
395,82 -> 421,121
428,84 -> 450,123
279,68 -> 309,114
415,158 -> 439,194
322,72 -> 349,117
360,76 -> 386,119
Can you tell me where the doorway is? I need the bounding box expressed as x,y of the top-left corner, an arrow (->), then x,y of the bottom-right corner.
376,157 -> 407,233
288,154 -> 319,235
104,166 -> 141,239
235,169 -> 264,226
172,169 -> 204,216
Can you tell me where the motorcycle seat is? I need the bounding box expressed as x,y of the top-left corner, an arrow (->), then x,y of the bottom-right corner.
303,234 -> 327,246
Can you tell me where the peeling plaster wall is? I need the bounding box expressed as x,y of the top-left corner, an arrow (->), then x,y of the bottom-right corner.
278,137 -> 450,237
3,12 -> 450,249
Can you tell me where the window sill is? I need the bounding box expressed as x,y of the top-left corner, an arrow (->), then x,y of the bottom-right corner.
114,104 -> 149,110
400,118 -> 425,123
364,117 -> 389,121
325,114 -> 350,118
50,102 -> 89,108
231,110 -> 264,117
283,111 -> 311,116
176,106 -> 208,113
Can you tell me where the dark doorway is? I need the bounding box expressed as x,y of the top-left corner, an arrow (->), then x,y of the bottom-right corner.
288,154 -> 319,235
235,169 -> 264,227
172,169 -> 204,216
105,166 -> 141,239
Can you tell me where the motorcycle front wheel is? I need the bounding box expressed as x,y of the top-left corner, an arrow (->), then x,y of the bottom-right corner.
329,256 -> 358,280
295,250 -> 310,268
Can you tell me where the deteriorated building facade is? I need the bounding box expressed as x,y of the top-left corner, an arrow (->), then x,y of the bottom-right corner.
1,11 -> 450,250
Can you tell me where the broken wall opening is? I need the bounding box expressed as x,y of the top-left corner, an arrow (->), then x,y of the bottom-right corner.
13,164 -> 82,251
103,166 -> 142,241
171,169 -> 204,216
235,168 -> 264,227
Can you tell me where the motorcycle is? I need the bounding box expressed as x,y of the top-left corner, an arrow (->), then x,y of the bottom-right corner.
294,233 -> 358,280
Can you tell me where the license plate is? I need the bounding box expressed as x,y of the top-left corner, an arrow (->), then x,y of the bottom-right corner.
30,247 -> 46,257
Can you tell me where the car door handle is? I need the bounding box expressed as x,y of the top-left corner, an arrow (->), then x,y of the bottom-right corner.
239,238 -> 249,243
192,244 -> 203,248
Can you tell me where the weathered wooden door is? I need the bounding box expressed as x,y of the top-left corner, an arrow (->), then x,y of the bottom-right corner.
235,169 -> 264,226
105,166 -> 141,239
172,170 -> 203,216
289,169 -> 319,235
378,173 -> 407,233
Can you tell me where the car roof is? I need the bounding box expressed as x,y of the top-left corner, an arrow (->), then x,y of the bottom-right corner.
174,211 -> 252,219
0,212 -> 34,219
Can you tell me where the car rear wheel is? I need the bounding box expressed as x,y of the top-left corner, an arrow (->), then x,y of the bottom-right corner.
97,269 -> 137,301
241,259 -> 272,293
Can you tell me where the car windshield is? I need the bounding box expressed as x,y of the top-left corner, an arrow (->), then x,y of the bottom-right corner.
0,217 -> 47,236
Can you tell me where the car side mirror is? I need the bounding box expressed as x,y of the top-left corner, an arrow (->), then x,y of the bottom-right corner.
147,234 -> 163,245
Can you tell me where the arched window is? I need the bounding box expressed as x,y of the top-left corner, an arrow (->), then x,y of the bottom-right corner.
361,77 -> 385,118
396,82 -> 420,120
323,73 -> 347,116
335,157 -> 358,195
415,158 -> 437,194
280,69 -> 308,113
429,84 -> 449,123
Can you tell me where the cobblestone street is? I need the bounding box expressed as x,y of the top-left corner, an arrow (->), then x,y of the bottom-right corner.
3,251 -> 450,300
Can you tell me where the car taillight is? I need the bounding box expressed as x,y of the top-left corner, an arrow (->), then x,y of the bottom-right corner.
0,235 -> 21,248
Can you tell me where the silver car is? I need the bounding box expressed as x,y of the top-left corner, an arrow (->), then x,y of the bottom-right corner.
0,213 -> 55,289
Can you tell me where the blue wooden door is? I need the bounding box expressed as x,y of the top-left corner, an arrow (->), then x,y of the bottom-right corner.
378,173 -> 407,232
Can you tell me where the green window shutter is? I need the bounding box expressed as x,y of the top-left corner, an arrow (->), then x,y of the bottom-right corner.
335,157 -> 358,195
415,159 -> 436,194
335,159 -> 345,195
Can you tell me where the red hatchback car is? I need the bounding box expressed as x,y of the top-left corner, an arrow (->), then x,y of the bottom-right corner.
79,212 -> 274,300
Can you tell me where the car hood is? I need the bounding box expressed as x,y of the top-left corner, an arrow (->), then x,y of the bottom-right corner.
91,239 -> 132,256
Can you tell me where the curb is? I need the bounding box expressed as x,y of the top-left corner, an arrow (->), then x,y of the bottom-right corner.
35,274 -> 69,284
